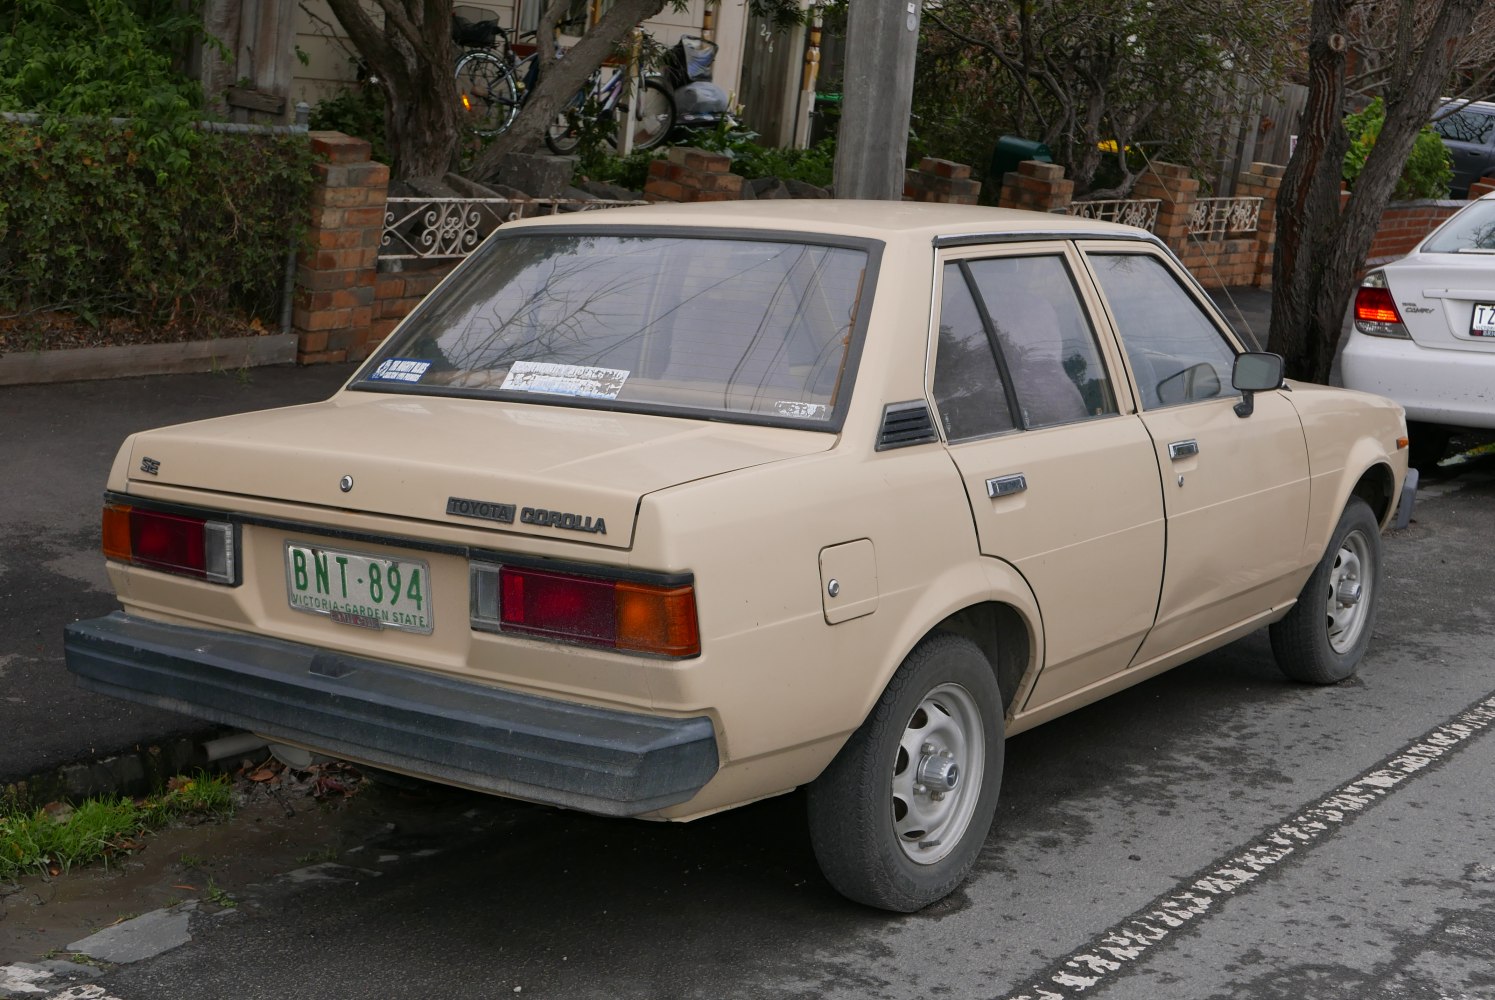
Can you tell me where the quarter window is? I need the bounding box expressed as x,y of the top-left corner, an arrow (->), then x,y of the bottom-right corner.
933,264 -> 1015,440
1089,253 -> 1238,410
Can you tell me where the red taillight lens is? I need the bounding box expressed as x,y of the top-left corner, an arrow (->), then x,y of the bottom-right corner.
500,567 -> 616,645
101,502 -> 235,583
485,564 -> 700,657
1355,285 -> 1402,324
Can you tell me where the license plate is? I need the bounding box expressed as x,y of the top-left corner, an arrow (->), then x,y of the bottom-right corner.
284,542 -> 433,634
1470,303 -> 1495,337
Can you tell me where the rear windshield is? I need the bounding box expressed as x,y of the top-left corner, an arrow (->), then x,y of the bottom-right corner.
1422,200 -> 1495,253
355,232 -> 873,426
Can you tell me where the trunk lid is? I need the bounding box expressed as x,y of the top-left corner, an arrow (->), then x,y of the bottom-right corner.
1383,253 -> 1495,353
123,392 -> 835,549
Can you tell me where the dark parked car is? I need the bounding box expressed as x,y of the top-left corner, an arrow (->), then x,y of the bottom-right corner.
1433,100 -> 1495,198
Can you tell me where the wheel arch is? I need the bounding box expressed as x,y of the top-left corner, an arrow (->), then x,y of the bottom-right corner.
929,602 -> 1032,717
1350,460 -> 1397,528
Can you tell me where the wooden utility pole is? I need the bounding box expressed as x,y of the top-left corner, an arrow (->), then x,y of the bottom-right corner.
833,0 -> 920,199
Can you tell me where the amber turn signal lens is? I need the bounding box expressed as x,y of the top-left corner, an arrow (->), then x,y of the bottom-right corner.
616,583 -> 701,657
102,503 -> 134,562
1397,436 -> 1410,450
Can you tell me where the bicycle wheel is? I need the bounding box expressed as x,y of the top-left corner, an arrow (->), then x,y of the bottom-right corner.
455,50 -> 520,136
618,78 -> 676,151
544,90 -> 589,155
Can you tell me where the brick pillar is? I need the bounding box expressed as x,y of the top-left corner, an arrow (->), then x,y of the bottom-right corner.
1236,161 -> 1284,288
1131,161 -> 1198,251
294,132 -> 389,364
1470,175 -> 1495,199
997,160 -> 1072,212
644,147 -> 744,202
903,157 -> 981,204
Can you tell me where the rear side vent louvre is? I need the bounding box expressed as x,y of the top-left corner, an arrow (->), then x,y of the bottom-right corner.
877,401 -> 939,451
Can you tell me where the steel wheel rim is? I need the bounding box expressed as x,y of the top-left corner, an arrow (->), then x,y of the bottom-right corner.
891,682 -> 984,865
1325,528 -> 1373,653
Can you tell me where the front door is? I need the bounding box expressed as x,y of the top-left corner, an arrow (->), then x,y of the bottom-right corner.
1081,247 -> 1311,664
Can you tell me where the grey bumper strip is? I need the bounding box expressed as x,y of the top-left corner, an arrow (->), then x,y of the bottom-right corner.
64,613 -> 719,817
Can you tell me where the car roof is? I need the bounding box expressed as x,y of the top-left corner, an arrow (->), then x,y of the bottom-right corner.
502,199 -> 1150,243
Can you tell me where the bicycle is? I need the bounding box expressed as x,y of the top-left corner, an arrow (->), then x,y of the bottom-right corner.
543,32 -> 675,155
452,6 -> 521,136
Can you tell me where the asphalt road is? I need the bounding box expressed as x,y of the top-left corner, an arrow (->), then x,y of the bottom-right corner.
2,452 -> 1493,998
0,364 -> 355,783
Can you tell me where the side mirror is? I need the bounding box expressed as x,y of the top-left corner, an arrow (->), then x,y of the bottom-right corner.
1231,352 -> 1285,417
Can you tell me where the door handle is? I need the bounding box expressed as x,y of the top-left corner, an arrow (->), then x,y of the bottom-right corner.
986,473 -> 1028,498
1168,439 -> 1199,460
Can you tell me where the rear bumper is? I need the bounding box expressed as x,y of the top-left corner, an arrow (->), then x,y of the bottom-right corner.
64,612 -> 719,817
1341,332 -> 1495,430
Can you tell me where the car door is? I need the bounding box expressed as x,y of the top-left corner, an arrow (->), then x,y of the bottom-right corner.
1079,245 -> 1311,665
930,244 -> 1165,711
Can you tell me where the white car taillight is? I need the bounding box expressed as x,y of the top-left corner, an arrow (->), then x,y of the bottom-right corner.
1353,271 -> 1411,339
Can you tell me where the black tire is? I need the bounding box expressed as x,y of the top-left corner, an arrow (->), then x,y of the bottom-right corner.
1406,421 -> 1451,471
618,78 -> 676,151
1269,496 -> 1381,684
807,632 -> 1004,912
455,50 -> 520,136
544,94 -> 586,155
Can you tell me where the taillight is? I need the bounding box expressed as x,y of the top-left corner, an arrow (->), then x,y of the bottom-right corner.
470,563 -> 700,657
1354,272 -> 1411,338
102,503 -> 236,584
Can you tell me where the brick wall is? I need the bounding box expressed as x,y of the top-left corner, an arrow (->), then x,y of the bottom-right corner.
294,132 -> 387,364
1363,201 -> 1463,264
905,157 -> 982,204
997,160 -> 1071,212
643,146 -> 743,202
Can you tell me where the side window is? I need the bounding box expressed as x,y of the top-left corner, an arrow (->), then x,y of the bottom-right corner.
933,264 -> 1015,440
964,256 -> 1118,428
1089,253 -> 1238,410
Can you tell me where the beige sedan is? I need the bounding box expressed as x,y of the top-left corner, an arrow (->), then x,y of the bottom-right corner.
66,201 -> 1409,912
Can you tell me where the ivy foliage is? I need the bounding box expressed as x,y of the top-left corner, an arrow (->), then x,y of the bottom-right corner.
0,119 -> 315,339
1343,97 -> 1454,200
0,0 -> 316,349
0,0 -> 210,178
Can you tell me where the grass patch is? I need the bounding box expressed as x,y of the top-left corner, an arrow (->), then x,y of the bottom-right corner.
0,772 -> 233,880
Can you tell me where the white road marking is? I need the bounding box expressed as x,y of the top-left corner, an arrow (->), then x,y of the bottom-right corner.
999,694 -> 1495,1000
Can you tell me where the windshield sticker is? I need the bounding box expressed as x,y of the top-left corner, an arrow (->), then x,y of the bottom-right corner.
370,358 -> 432,383
501,362 -> 630,400
774,401 -> 831,420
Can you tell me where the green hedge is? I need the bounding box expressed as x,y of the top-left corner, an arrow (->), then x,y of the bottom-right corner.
0,119 -> 316,343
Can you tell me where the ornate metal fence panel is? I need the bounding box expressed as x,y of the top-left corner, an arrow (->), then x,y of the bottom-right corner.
1064,198 -> 1161,232
1189,196 -> 1262,240
381,197 -> 649,260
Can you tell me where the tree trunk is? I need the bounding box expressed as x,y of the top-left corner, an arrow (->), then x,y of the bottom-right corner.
323,0 -> 461,180
1268,0 -> 1486,384
463,0 -> 667,183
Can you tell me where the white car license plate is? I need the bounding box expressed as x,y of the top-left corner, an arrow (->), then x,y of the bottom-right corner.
1470,303 -> 1495,337
284,542 -> 433,634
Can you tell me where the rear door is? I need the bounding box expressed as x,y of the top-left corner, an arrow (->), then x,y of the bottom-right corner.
1079,245 -> 1311,664
930,243 -> 1165,710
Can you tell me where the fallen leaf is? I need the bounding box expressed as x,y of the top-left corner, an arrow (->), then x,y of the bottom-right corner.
248,767 -> 279,783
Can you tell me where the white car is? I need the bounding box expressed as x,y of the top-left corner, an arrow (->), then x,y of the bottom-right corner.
1342,192 -> 1495,466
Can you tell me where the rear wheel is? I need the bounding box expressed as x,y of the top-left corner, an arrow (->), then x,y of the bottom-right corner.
455,51 -> 519,136
1269,496 -> 1381,684
807,633 -> 1004,912
618,78 -> 676,150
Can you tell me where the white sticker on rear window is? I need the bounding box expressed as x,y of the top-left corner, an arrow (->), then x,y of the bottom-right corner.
370,358 -> 432,383
773,401 -> 830,420
501,362 -> 630,400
